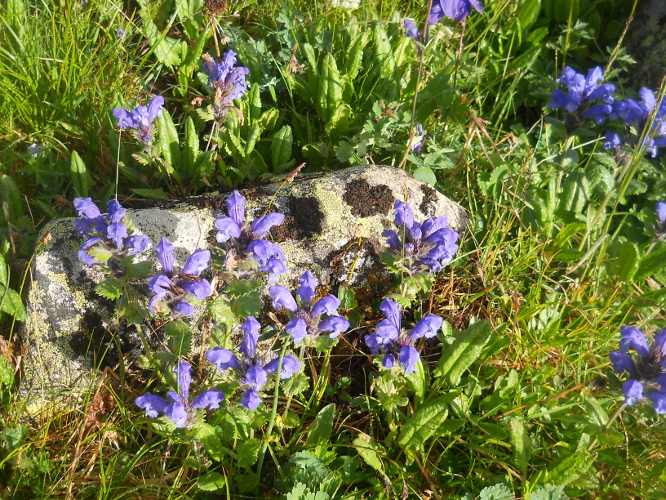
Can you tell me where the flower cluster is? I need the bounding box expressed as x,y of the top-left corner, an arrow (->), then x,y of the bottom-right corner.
365,298 -> 443,374
656,202 -> 666,237
547,66 -> 615,132
136,360 -> 225,428
411,123 -> 428,153
429,0 -> 483,24
270,271 -> 350,345
404,20 -> 419,41
206,316 -> 301,410
605,88 -> 666,157
609,326 -> 666,414
112,96 -> 165,145
215,190 -> 287,283
74,198 -> 151,272
148,238 -> 213,317
383,200 -> 459,274
202,50 -> 250,122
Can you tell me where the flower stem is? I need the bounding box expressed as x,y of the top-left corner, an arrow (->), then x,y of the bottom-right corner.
256,340 -> 289,480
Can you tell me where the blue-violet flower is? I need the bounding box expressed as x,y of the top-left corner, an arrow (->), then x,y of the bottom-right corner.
135,360 -> 225,428
203,50 -> 250,122
214,190 -> 287,283
609,325 -> 666,414
270,270 -> 350,345
74,198 -> 151,273
112,96 -> 165,145
206,316 -> 301,410
610,88 -> 666,157
365,298 -> 443,374
148,237 -> 213,316
383,200 -> 459,274
429,0 -> 483,24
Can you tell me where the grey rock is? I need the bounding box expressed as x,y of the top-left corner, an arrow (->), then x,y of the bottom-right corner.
20,165 -> 468,414
624,0 -> 666,90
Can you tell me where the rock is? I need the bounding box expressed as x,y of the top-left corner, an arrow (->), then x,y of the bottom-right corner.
20,165 -> 468,413
624,0 -> 666,90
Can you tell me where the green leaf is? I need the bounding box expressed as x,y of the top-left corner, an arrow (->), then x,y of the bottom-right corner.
208,296 -> 236,329
413,167 -> 436,185
232,291 -> 262,319
143,19 -> 185,67
478,484 -> 514,500
301,43 -> 319,78
558,170 -> 589,215
337,285 -> 357,309
126,260 -> 154,280
518,0 -> 541,29
373,23 -> 396,79
635,245 -> 666,281
245,123 -> 262,157
324,103 -> 352,136
397,393 -> 458,449
116,294 -> 149,326
236,438 -> 261,468
531,485 -> 567,500
508,417 -> 531,476
317,54 -> 342,123
197,471 -> 226,491
344,32 -> 370,81
271,125 -> 293,170
224,280 -> 262,298
0,254 -> 8,287
282,372 -> 310,397
95,278 -> 124,300
542,450 -> 593,487
194,423 -> 224,461
306,403 -> 336,447
70,151 -> 94,198
259,108 -> 279,131
617,240 -> 639,282
0,175 -> 24,226
405,360 -> 426,404
183,116 -> 199,177
434,321 -> 492,386
550,222 -> 585,249
88,245 -> 113,265
0,357 -> 14,387
157,110 -> 182,168
130,188 -> 170,201
0,284 -> 24,321
352,433 -> 384,471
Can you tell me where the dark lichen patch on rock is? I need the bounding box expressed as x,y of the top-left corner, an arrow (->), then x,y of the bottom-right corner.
272,196 -> 323,242
343,178 -> 394,218
420,185 -> 438,218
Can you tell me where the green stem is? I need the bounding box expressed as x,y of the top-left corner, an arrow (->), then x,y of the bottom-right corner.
256,340 -> 289,480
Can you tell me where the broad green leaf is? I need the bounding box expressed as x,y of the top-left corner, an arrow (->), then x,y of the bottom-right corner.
126,260 -> 154,280
617,240 -> 639,282
223,128 -> 244,158
344,32 -> 370,80
478,484 -> 514,500
248,83 -> 262,122
581,392 -> 608,428
518,0 -> 541,29
317,54 -> 342,123
236,438 -> 261,468
352,433 -> 384,471
531,485 -> 567,500
337,285 -> 357,309
508,418 -> 531,476
157,110 -> 182,168
373,23 -> 396,78
245,123 -> 262,157
306,403 -> 336,447
405,360 -> 426,404
197,472 -> 226,491
0,284 -> 25,322
0,357 -> 14,387
95,278 -> 124,300
550,223 -> 585,249
282,372 -> 309,397
183,116 -> 199,177
208,296 -> 235,329
143,19 -> 185,67
397,393 -> 458,449
194,423 -> 224,461
224,280 -> 262,298
434,320 -> 492,386
70,151 -> 94,198
259,108 -> 279,131
271,125 -> 293,170
635,245 -> 666,281
324,103 -> 351,136
542,450 -> 593,487
232,291 -> 262,319
301,43 -> 318,77
413,167 -> 436,185
116,294 -> 148,325
559,170 -> 589,215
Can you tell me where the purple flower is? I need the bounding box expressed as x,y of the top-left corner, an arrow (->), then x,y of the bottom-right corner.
610,325 -> 666,414
112,95 -> 164,144
610,88 -> 666,157
214,190 -> 287,282
365,298 -> 443,374
404,20 -> 419,40
136,360 -> 225,428
656,202 -> 666,235
269,271 -> 350,345
206,316 -> 301,410
202,50 -> 250,122
148,237 -> 212,317
73,198 -> 152,273
547,67 -> 615,132
603,132 -> 622,150
411,124 -> 428,153
382,200 -> 459,274
429,0 -> 483,24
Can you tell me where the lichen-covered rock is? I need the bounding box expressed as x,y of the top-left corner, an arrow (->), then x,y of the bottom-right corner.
20,165 -> 468,413
624,0 -> 666,90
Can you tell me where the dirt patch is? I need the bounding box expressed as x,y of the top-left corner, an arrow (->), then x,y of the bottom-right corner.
419,184 -> 438,218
